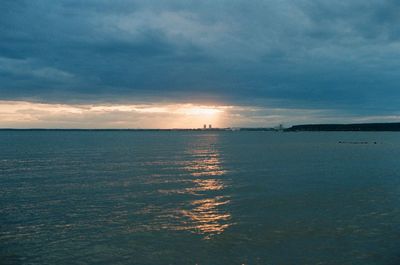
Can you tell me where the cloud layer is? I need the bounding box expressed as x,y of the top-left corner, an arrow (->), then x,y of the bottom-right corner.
1,0 -> 400,125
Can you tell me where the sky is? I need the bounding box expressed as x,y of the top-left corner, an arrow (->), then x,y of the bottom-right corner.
1,0 -> 400,128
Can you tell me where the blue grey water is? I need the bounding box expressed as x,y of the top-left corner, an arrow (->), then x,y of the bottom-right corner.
1,131 -> 400,265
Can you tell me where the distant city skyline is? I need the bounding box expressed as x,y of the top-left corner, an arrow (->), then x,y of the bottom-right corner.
1,1 -> 400,128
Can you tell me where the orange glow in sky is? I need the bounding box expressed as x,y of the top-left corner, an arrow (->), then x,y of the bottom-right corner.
1,100 -> 374,129
0,101 -> 229,129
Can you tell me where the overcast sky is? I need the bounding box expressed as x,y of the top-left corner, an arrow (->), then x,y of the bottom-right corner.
1,0 -> 400,128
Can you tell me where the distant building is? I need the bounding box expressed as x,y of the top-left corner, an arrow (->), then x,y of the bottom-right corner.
209,124 -> 212,129
203,124 -> 207,129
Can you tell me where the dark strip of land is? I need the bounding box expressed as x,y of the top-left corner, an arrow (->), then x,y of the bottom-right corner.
285,123 -> 400,131
1,123 -> 400,131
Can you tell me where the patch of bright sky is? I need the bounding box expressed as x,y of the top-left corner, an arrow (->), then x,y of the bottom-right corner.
1,101 -> 399,129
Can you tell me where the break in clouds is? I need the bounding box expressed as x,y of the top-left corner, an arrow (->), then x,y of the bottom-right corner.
1,0 -> 400,127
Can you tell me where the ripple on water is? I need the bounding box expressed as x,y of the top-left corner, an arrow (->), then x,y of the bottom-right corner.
134,138 -> 233,239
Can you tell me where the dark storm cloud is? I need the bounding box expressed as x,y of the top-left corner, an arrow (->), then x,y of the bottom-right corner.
1,0 -> 400,114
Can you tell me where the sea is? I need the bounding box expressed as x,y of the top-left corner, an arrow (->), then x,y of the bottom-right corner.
1,131 -> 400,265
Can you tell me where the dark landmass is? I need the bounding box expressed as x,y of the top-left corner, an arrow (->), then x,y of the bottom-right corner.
285,122 -> 400,132
2,123 -> 400,131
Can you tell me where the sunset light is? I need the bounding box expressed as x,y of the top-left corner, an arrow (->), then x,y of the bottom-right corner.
177,106 -> 224,116
0,101 -> 229,129
2,1 -> 399,264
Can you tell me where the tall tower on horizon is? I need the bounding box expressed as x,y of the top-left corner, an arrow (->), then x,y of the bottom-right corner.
209,124 -> 212,129
203,124 -> 207,129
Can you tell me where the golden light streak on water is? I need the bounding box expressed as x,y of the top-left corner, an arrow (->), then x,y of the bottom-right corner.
178,134 -> 232,238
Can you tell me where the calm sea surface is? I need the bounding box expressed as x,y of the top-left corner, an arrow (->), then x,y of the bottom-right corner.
1,131 -> 400,265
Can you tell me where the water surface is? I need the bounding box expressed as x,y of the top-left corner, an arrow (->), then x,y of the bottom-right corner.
1,131 -> 400,264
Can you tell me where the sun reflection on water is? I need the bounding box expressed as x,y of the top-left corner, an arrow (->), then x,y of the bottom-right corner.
180,196 -> 231,238
177,135 -> 232,238
135,135 -> 233,239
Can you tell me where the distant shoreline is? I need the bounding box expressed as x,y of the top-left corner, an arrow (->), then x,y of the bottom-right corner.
285,122 -> 400,132
1,123 -> 400,131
